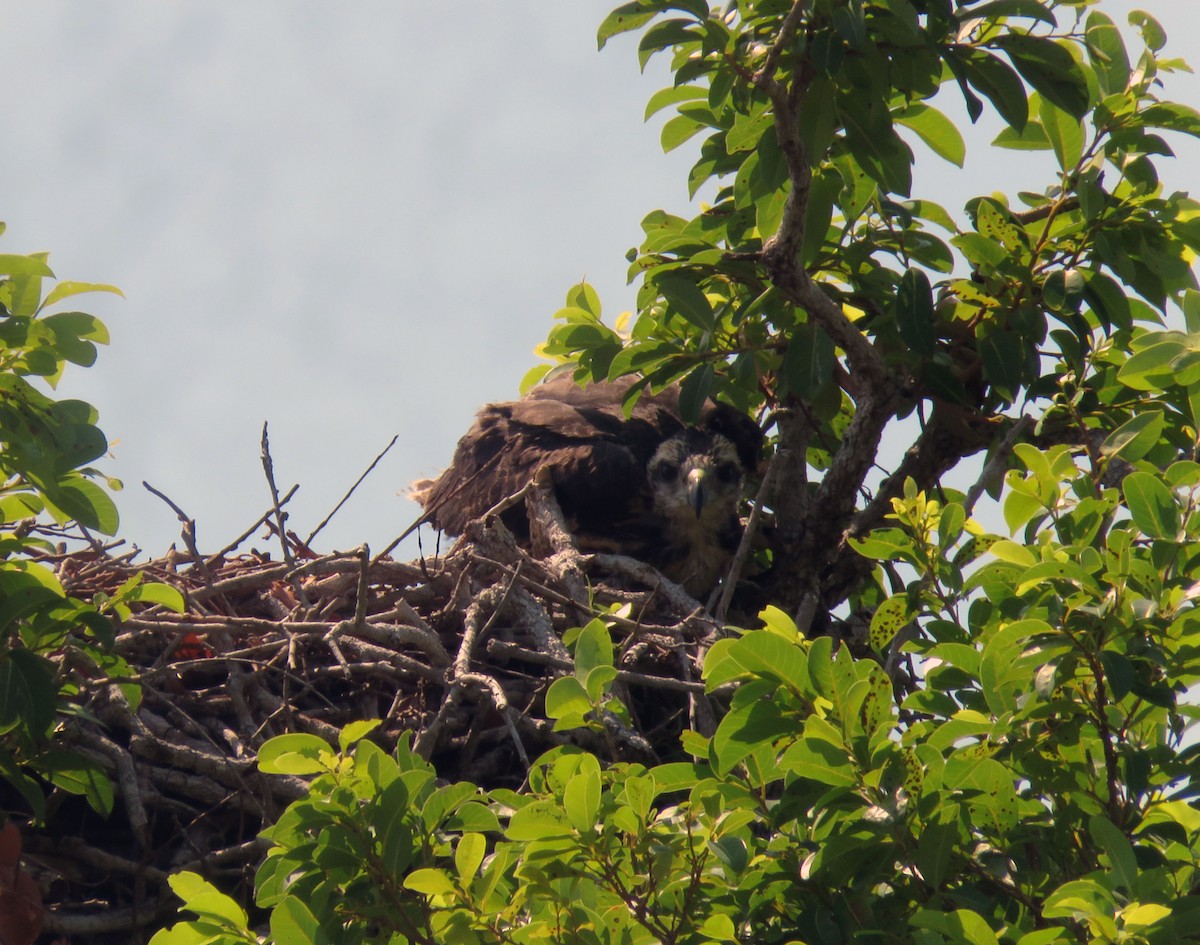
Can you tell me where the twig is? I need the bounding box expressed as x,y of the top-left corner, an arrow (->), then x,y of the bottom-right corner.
256,424 -> 294,563
206,484 -> 299,565
964,415 -> 1033,518
142,481 -> 212,578
374,449 -> 509,563
713,451 -> 779,625
353,545 -> 370,631
306,435 -> 399,546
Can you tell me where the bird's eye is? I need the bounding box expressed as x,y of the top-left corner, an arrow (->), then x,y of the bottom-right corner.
655,463 -> 678,483
716,462 -> 739,483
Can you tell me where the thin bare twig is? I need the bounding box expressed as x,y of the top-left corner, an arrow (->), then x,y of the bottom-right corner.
142,481 -> 212,578
306,435 -> 399,546
205,483 -> 299,565
259,422 -> 296,569
713,451 -> 779,625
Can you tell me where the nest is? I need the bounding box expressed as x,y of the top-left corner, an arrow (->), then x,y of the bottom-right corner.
16,464 -> 734,943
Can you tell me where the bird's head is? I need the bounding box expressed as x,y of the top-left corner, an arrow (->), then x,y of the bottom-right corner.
647,428 -> 744,529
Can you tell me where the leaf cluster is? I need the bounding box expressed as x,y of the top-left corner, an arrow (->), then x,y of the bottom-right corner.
0,229 -> 183,829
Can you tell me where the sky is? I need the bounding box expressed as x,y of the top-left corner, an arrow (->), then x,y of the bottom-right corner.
2,1 -> 1197,561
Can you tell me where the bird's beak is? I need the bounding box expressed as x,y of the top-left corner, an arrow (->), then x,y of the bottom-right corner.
686,468 -> 707,517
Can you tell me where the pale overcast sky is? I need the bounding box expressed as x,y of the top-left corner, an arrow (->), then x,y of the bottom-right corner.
2,2 -> 1197,559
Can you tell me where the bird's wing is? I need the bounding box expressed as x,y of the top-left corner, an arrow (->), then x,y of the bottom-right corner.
420,395 -> 652,538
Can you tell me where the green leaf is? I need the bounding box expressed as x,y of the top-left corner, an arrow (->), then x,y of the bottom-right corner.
505,799 -> 574,840
1015,560 -> 1100,596
660,113 -> 707,152
1100,411 -> 1164,463
404,867 -> 457,897
584,664 -> 618,702
564,762 -> 602,832
43,475 -> 119,535
801,170 -> 836,264
0,254 -> 54,277
703,629 -> 808,692
967,0 -> 1057,29
953,48 -> 1029,130
597,2 -> 671,49
781,323 -> 834,400
269,896 -> 321,945
455,832 -> 487,885
167,871 -> 249,928
992,34 -> 1090,119
1082,271 -> 1131,331
1122,472 -> 1179,539
128,581 -> 186,613
447,801 -> 500,834
726,108 -> 773,153
978,329 -> 1027,402
6,272 -> 44,317
338,719 -> 381,753
655,272 -> 714,330
257,733 -> 336,775
841,103 -> 913,196
979,618 -> 1052,713
699,914 -> 738,942
678,363 -> 713,424
566,281 -> 602,319
1085,11 -> 1131,96
1089,814 -> 1138,893
0,649 -> 55,739
1039,98 -> 1084,171
993,120 -> 1050,150
545,676 -> 592,729
939,503 -> 966,550
39,282 -> 123,310
952,232 -> 1009,271
869,594 -> 915,652
779,736 -> 856,786
1043,878 -> 1116,921
894,103 -> 965,167
572,618 -> 614,679
372,781 -> 415,876
916,807 -> 959,890
644,84 -> 706,121
710,698 -> 792,775
912,908 -> 1000,945
0,753 -> 45,822
1129,10 -> 1166,52
40,748 -> 114,816
1118,339 -> 1189,392
1139,102 -> 1200,139
637,16 -> 700,69
649,761 -> 710,795
895,268 -> 936,355
849,528 -> 916,562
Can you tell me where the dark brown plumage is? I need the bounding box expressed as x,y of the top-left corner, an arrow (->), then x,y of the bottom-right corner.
415,375 -> 762,596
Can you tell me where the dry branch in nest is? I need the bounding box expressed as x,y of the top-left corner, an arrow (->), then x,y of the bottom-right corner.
21,470 -> 732,942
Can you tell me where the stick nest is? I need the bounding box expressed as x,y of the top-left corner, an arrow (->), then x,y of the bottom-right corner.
22,473 -> 731,943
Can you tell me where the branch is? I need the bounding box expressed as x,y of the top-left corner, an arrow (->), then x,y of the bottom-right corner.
259,423 -> 292,563
713,451 -> 779,624
142,481 -> 212,579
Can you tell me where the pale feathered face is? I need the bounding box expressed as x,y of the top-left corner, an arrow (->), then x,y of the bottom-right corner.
646,429 -> 744,528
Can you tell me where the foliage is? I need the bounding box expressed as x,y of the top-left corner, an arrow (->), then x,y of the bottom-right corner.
532,0 -> 1200,623
156,1 -> 1200,943
0,228 -> 182,827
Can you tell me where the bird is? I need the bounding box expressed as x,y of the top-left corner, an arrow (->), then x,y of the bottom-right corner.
413,374 -> 763,597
